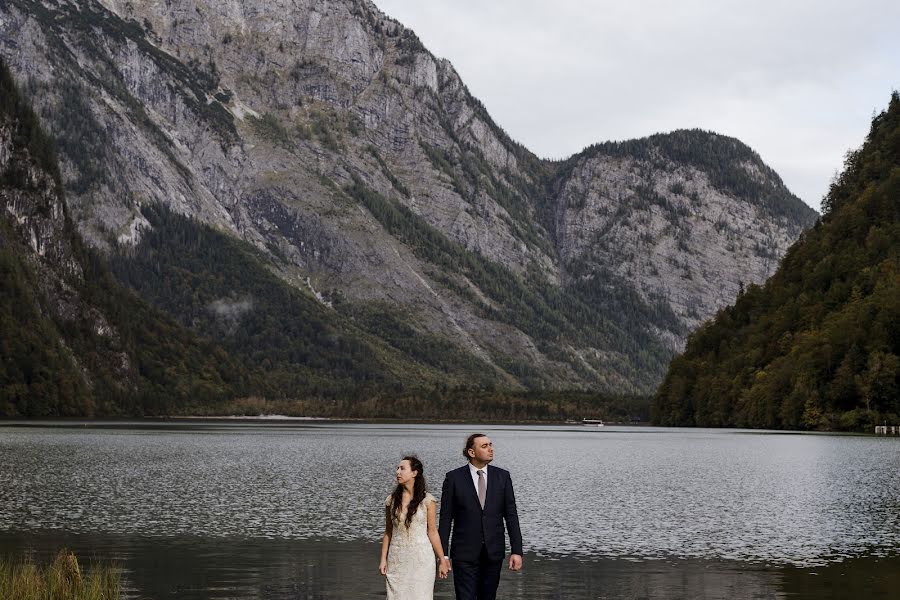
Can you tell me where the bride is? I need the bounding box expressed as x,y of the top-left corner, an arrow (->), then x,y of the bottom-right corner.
380,456 -> 451,599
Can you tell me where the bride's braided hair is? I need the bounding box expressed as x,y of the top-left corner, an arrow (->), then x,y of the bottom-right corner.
391,455 -> 427,528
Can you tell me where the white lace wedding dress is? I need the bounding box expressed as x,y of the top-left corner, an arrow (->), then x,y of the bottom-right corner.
385,492 -> 437,600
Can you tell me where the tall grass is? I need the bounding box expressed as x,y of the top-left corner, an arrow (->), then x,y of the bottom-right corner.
0,549 -> 121,600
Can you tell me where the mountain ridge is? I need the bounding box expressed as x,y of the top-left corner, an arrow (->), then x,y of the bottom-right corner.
1,0 -> 817,398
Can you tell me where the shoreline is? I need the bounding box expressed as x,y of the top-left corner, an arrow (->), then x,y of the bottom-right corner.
0,416 -> 654,427
0,418 -> 884,434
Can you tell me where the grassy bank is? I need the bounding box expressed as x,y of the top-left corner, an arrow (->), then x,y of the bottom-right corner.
0,550 -> 121,600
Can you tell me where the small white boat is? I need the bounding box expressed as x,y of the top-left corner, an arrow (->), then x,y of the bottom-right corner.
582,419 -> 604,427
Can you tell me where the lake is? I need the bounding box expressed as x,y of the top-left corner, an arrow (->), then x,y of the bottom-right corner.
1,421 -> 899,598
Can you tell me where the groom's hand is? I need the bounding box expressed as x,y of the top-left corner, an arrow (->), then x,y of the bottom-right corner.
508,554 -> 523,571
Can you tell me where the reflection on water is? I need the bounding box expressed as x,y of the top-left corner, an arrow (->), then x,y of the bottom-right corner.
2,531 -> 899,599
2,421 -> 900,598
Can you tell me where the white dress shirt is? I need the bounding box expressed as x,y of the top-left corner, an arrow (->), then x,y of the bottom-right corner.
468,462 -> 488,495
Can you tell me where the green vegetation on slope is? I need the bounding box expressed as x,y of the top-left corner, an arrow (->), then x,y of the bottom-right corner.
108,204 -> 503,397
653,93 -> 900,430
0,222 -> 91,416
0,211 -> 262,417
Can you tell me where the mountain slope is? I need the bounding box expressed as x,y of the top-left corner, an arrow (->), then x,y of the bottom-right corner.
0,0 -> 817,396
107,202 -> 503,395
653,93 -> 900,429
1,55 -> 502,417
0,58 -> 263,415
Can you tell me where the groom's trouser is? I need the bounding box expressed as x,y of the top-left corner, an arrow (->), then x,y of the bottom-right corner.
452,546 -> 503,600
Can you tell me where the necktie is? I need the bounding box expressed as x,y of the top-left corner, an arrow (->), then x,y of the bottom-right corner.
477,469 -> 486,509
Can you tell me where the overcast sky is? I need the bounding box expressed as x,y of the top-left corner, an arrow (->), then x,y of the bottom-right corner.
372,0 -> 900,211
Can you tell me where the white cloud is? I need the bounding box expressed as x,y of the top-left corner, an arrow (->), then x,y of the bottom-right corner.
373,0 -> 900,210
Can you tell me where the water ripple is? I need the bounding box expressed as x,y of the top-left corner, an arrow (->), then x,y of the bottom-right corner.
1,423 -> 898,567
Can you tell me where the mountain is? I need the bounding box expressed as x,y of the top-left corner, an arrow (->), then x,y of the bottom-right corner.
0,0 -> 817,400
0,56 -> 508,418
653,93 -> 900,430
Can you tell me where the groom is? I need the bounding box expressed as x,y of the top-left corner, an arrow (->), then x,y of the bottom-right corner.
439,433 -> 523,600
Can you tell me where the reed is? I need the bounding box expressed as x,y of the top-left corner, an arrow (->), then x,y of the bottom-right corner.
0,549 -> 122,600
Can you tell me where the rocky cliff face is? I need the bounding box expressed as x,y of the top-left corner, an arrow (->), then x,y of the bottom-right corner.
553,131 -> 813,338
0,0 -> 818,394
0,57 -> 134,413
1,109 -> 75,277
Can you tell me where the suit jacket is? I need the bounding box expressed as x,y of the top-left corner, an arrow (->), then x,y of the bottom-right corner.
438,464 -> 523,562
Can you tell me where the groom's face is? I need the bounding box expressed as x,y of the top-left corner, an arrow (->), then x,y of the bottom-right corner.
469,436 -> 494,464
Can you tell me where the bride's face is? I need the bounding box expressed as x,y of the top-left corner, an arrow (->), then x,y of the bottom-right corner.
395,460 -> 418,486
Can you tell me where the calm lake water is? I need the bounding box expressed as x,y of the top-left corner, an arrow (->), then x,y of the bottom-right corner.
1,421 -> 899,598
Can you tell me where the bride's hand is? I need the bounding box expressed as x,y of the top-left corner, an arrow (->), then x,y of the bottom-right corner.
438,557 -> 451,579
379,559 -> 388,576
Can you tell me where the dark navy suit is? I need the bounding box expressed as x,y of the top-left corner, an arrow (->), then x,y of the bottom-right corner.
439,464 -> 523,600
